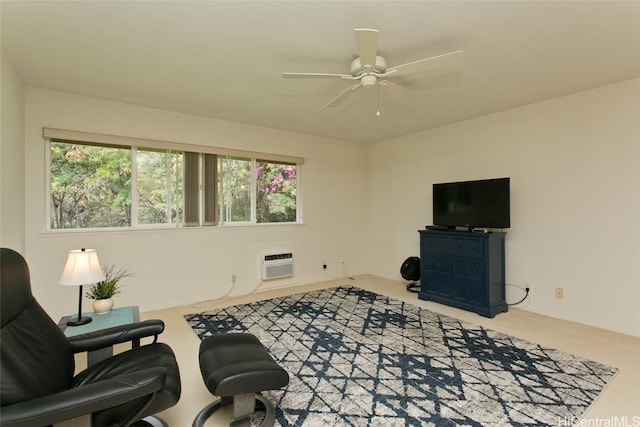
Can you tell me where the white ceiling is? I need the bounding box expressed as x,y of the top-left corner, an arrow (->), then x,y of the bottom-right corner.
2,1 -> 639,143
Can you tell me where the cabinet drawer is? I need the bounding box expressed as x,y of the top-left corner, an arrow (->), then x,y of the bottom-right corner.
453,259 -> 482,279
423,256 -> 438,272
453,261 -> 467,277
423,234 -> 484,259
440,237 -> 469,257
452,279 -> 468,302
467,238 -> 483,259
452,237 -> 484,258
428,236 -> 458,255
435,274 -> 451,297
469,262 -> 483,279
422,278 -> 437,293
468,284 -> 485,305
438,258 -> 452,274
422,274 -> 449,296
422,236 -> 440,253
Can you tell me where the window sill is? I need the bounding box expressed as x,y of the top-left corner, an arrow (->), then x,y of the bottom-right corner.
41,222 -> 305,236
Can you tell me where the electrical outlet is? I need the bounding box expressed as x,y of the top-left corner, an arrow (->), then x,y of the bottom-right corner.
555,287 -> 564,299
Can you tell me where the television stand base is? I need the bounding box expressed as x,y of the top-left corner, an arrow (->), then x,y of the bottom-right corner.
425,225 -> 450,231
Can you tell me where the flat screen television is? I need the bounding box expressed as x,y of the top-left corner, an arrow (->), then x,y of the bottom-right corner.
433,177 -> 510,229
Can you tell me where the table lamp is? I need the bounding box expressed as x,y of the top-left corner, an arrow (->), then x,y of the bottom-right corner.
58,248 -> 106,326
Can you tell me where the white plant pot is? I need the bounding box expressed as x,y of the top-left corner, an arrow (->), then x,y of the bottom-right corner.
93,298 -> 114,314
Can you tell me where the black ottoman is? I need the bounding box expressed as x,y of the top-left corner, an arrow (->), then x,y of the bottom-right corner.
193,333 -> 290,427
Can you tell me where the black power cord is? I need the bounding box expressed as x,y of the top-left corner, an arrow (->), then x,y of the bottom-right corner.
406,282 -> 420,293
508,287 -> 530,306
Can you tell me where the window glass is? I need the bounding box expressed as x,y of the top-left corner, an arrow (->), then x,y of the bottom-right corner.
220,158 -> 252,222
50,142 -> 131,228
136,149 -> 184,225
256,161 -> 297,223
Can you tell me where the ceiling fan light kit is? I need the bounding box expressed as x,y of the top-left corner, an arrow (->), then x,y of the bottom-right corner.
283,28 -> 464,113
361,75 -> 378,88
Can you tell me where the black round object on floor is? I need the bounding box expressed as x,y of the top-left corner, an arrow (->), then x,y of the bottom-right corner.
400,256 -> 420,293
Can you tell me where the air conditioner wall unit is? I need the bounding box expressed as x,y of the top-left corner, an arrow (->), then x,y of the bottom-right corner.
261,252 -> 294,280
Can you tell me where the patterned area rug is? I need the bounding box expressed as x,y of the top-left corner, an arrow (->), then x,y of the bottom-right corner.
185,286 -> 617,426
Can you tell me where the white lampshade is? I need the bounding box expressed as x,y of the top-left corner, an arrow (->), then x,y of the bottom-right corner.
58,248 -> 106,286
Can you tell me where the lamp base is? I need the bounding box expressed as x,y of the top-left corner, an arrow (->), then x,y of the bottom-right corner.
67,316 -> 92,326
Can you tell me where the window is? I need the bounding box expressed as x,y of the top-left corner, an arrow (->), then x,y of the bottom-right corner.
46,129 -> 303,230
221,158 -> 252,222
220,158 -> 298,224
50,142 -> 133,228
135,148 -> 184,226
255,160 -> 297,223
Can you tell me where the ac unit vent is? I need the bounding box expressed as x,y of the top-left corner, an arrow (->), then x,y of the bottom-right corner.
262,252 -> 294,280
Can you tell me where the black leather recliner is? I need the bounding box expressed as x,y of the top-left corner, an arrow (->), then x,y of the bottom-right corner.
0,248 -> 181,427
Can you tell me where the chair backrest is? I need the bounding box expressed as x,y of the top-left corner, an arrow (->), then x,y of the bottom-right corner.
1,248 -> 75,406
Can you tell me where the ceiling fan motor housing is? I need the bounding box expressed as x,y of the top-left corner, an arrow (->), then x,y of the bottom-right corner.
350,55 -> 387,77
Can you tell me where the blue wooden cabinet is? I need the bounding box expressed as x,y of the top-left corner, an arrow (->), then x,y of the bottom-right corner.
418,229 -> 507,318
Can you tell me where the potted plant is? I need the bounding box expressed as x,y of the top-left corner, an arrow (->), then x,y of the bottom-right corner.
86,264 -> 133,314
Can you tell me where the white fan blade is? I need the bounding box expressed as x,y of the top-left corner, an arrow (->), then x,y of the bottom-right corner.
378,80 -> 416,100
394,70 -> 462,91
324,84 -> 362,108
354,28 -> 379,72
386,50 -> 464,77
282,72 -> 355,79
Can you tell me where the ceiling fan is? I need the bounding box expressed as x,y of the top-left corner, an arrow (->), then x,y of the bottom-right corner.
282,28 -> 464,114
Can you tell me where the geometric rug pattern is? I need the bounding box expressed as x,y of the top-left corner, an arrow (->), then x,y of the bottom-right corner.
185,286 -> 617,426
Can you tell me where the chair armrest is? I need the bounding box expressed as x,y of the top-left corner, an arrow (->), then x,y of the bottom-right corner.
0,367 -> 166,427
68,319 -> 165,353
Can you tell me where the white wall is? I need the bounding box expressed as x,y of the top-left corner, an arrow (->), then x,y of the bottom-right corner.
365,78 -> 640,337
14,79 -> 640,336
0,55 -> 25,252
24,88 -> 367,320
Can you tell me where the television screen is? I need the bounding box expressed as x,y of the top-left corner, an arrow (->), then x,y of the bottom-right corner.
433,178 -> 510,229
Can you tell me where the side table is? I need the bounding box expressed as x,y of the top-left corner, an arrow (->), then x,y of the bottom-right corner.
58,306 -> 140,366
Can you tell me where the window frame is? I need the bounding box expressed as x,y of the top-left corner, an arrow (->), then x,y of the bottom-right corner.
44,128 -> 304,232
